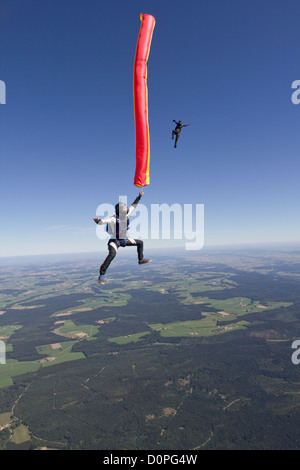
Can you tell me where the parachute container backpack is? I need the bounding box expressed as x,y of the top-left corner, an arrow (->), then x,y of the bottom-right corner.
133,13 -> 155,188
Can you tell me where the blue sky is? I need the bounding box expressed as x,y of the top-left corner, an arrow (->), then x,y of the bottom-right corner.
0,0 -> 300,257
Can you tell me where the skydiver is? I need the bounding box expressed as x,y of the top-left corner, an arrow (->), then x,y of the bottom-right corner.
93,192 -> 151,285
172,120 -> 189,148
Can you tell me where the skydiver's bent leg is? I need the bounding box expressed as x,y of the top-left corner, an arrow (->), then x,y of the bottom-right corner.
100,241 -> 118,275
125,238 -> 144,260
125,238 -> 151,264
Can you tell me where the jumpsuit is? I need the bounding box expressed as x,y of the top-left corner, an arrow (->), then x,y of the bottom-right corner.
172,120 -> 189,148
97,195 -> 144,276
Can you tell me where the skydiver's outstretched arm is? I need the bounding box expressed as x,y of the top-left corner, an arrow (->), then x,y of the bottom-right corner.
93,216 -> 115,225
128,192 -> 143,216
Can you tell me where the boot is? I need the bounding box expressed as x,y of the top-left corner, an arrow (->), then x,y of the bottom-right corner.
138,259 -> 152,265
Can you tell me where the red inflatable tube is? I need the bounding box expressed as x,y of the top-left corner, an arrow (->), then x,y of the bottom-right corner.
133,13 -> 155,187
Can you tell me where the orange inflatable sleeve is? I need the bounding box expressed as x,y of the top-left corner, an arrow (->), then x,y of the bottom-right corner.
133,14 -> 155,187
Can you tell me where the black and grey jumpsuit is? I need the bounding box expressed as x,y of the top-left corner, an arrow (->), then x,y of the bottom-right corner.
97,195 -> 144,276
172,120 -> 189,147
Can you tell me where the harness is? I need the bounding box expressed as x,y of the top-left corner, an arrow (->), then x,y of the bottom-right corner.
106,216 -> 130,246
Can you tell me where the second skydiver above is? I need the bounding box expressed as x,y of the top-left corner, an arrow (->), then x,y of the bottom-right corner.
172,120 -> 190,148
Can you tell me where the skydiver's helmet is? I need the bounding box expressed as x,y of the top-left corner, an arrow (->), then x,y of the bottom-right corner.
115,202 -> 128,217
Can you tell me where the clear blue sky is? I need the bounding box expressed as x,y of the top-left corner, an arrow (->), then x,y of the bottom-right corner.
1,0 -> 300,257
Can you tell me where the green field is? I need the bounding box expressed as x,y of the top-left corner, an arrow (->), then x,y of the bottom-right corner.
0,359 -> 41,389
108,311 -> 250,344
0,325 -> 22,338
106,296 -> 291,344
36,340 -> 86,366
150,317 -> 249,337
0,412 -> 11,426
0,346 -> 88,389
181,295 -> 292,315
52,319 -> 100,339
108,331 -> 150,344
11,424 -> 31,444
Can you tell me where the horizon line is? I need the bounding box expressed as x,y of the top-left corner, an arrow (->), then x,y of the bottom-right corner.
1,240 -> 300,260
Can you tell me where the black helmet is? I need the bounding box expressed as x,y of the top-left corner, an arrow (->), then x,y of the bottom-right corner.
115,202 -> 128,217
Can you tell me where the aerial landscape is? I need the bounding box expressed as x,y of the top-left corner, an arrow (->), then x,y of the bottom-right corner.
0,246 -> 300,450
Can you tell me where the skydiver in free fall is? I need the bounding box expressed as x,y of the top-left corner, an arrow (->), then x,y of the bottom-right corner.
172,120 -> 190,148
93,192 -> 151,285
